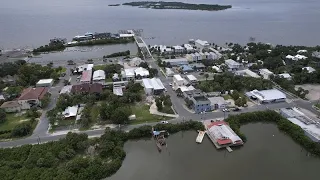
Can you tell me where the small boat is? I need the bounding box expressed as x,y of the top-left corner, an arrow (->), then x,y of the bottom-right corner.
196,131 -> 205,143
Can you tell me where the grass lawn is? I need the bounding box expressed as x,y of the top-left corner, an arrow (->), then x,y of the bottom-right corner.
159,105 -> 175,114
315,104 -> 320,109
223,94 -> 232,100
0,113 -> 30,131
130,104 -> 171,125
94,64 -> 106,70
57,119 -> 75,127
105,77 -> 113,82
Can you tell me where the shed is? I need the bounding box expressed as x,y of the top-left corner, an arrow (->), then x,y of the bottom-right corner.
36,79 -> 54,87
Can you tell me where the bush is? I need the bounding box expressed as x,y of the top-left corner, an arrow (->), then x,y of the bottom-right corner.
11,122 -> 32,137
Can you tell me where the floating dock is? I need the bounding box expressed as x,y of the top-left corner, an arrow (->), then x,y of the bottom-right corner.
196,131 -> 205,143
226,146 -> 233,152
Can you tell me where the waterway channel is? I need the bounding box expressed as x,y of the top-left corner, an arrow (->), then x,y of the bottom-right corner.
108,123 -> 320,180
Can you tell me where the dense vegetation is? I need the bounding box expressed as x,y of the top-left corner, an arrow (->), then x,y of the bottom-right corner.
103,50 -> 130,58
0,121 -> 204,180
155,94 -> 174,114
123,1 -> 232,11
226,110 -> 320,156
33,42 -> 65,53
66,37 -> 134,47
197,72 -> 273,93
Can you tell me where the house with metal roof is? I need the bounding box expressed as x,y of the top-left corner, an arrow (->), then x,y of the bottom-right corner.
142,78 -> 165,95
80,70 -> 93,83
246,89 -> 286,104
225,59 -> 242,71
92,70 -> 106,83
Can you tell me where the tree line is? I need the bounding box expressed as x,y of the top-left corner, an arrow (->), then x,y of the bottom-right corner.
0,121 -> 204,180
226,110 -> 320,156
103,50 -> 130,58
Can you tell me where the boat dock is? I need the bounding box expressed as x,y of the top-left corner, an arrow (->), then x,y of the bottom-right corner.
226,146 -> 233,152
196,131 -> 205,143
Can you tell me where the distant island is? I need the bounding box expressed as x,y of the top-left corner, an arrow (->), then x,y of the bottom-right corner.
122,1 -> 232,11
108,4 -> 120,6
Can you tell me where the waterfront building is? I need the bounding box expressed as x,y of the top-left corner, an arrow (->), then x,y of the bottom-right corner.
280,107 -> 320,142
195,39 -> 210,50
259,68 -> 274,79
75,64 -> 94,73
36,79 -> 54,87
162,58 -> 188,66
246,89 -> 286,104
205,120 -> 243,147
129,57 -> 143,67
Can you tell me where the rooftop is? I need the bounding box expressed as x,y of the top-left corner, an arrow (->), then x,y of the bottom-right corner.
60,85 -> 73,94
208,97 -> 226,105
0,100 -> 20,108
142,78 -> 165,90
259,68 -> 273,74
62,106 -> 78,118
80,70 -> 93,82
195,39 -> 209,46
207,121 -> 243,145
93,70 -> 106,81
173,74 -> 184,81
18,87 -> 48,100
249,89 -> 286,101
186,74 -> 197,81
36,79 -> 53,85
225,59 -> 241,66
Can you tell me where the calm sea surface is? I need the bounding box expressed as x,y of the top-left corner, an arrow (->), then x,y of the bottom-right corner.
108,123 -> 320,180
1,0 -> 320,49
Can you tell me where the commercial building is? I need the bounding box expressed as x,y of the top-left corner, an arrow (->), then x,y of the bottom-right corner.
259,68 -> 274,80
208,97 -> 228,110
0,101 -> 21,112
246,89 -> 286,104
280,108 -> 320,142
225,59 -> 242,71
190,63 -> 206,70
162,58 -> 188,66
179,65 -> 193,73
195,39 -> 210,50
235,69 -> 260,78
205,120 -> 243,148
36,79 -> 54,87
92,70 -> 106,83
80,70 -> 93,83
141,78 -> 165,95
121,68 -> 135,81
18,87 -> 49,110
184,89 -> 211,113
186,75 -> 198,85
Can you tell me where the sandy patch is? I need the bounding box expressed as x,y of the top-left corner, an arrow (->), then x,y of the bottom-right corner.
295,84 -> 320,101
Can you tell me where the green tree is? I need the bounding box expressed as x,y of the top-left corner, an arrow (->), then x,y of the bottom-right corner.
0,109 -> 7,124
204,73 -> 209,81
110,106 -> 131,124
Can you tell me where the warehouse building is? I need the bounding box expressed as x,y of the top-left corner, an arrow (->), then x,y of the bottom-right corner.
142,78 -> 165,95
36,79 -> 54,87
246,89 -> 286,104
80,70 -> 93,83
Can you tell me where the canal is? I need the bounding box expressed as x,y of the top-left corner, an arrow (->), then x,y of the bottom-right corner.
108,123 -> 320,180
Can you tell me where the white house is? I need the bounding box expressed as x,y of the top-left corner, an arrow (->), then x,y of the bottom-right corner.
195,39 -> 210,50
121,68 -> 135,81
173,45 -> 184,53
92,70 -> 106,83
302,67 -> 316,73
18,87 -> 49,110
183,44 -> 194,52
173,74 -> 185,88
235,69 -> 260,78
259,68 -> 274,80
186,53 -> 196,62
225,59 -> 242,71
75,64 -> 93,73
194,52 -> 202,62
278,73 -> 292,80
286,54 -> 308,61
199,52 -> 206,60
212,66 -> 222,73
297,50 -> 307,53
134,67 -> 149,78
62,106 -> 79,119
165,68 -> 174,77
129,57 -> 143,67
36,79 -> 54,87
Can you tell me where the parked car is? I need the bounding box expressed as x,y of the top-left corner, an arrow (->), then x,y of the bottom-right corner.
233,107 -> 241,111
169,83 -> 172,86
161,121 -> 169,124
222,108 -> 230,112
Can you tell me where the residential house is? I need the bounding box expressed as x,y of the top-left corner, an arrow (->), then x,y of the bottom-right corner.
173,74 -> 186,87
194,52 -> 202,62
60,85 -> 73,94
189,63 -> 206,71
173,45 -> 184,53
62,106 -> 79,119
75,64 -> 94,73
18,87 -> 49,110
71,84 -> 90,94
36,79 -> 54,87
186,75 -> 198,85
89,83 -> 103,94
129,57 -> 143,67
235,69 -> 260,78
278,73 -> 292,80
302,67 -> 316,73
162,58 -> 188,66
134,67 -> 149,79
121,68 -> 135,81
225,59 -> 242,71
0,100 -> 21,112
183,44 -> 194,53
186,53 -> 197,62
179,65 -> 194,73
165,68 -> 174,77
259,68 -> 274,80
80,70 -> 93,83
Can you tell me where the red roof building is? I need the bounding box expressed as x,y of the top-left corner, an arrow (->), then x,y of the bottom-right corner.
18,87 -> 48,101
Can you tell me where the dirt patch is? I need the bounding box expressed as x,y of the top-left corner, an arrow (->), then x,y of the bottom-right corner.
19,119 -> 30,123
295,84 -> 320,101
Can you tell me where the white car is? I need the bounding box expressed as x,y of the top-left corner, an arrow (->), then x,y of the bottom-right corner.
169,83 -> 172,86
161,121 -> 169,124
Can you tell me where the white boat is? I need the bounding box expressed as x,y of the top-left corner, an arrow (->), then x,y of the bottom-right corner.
196,131 -> 205,143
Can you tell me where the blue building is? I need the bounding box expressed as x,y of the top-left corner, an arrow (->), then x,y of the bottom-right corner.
184,89 -> 211,114
180,65 -> 193,72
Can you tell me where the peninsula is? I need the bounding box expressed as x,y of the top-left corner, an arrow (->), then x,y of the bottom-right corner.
122,1 -> 232,11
